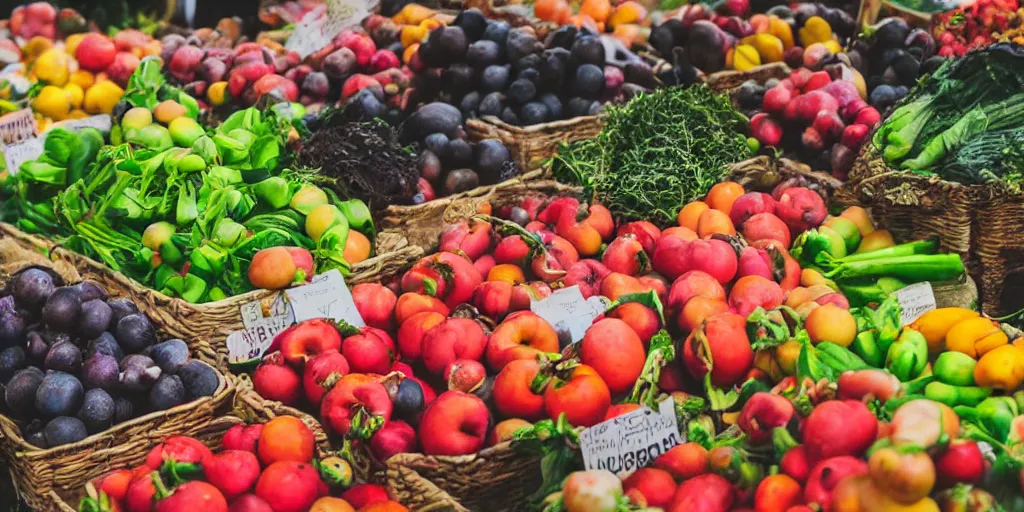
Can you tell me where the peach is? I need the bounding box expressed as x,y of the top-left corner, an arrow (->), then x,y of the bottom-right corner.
857,229 -> 895,253
638,274 -> 669,304
581,318 -> 646,394
655,442 -> 709,481
602,234 -> 650,276
815,292 -> 850,310
370,420 -> 417,461
248,247 -> 300,290
652,235 -> 692,281
600,273 -> 651,301
421,318 -> 488,375
751,240 -> 801,292
678,297 -> 730,332
623,468 -> 676,509
556,210 -> 604,257
487,418 -> 532,446
494,235 -> 531,265
743,212 -> 791,248
439,219 -> 493,261
510,282 -> 552,311
486,312 -> 560,370
683,312 -> 753,387
800,268 -> 831,287
668,271 -> 728,313
397,311 -> 445,362
419,391 -> 490,456
681,239 -> 738,284
737,246 -> 774,281
677,201 -> 709,232
402,251 -> 482,308
474,254 -> 496,278
583,204 -> 615,241
730,192 -> 777,229
617,221 -> 661,254
564,259 -> 612,298
342,327 -> 396,375
729,275 -> 785,317
488,263 -> 526,284
754,474 -> 802,512
775,187 -> 827,234
444,359 -> 487,393
320,378 -> 392,436
394,293 -> 449,325
662,226 -> 698,241
839,206 -> 875,236
697,209 -> 736,238
806,304 -> 857,347
351,283 -> 397,332
604,403 -> 642,421
493,359 -> 546,421
472,281 -> 514,320
609,303 -> 660,343
784,285 -> 835,308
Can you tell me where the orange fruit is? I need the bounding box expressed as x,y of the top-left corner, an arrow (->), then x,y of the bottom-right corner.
310,497 -> 356,512
677,201 -> 709,232
344,230 -> 372,265
257,416 -> 315,466
706,182 -> 745,215
359,501 -> 409,512
488,264 -> 527,284
696,209 -> 736,238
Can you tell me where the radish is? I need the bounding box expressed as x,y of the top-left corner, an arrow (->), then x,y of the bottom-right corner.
841,124 -> 871,148
751,113 -> 783,147
813,111 -> 845,141
797,90 -> 839,122
763,85 -> 792,115
804,71 -> 832,92
854,107 -> 881,128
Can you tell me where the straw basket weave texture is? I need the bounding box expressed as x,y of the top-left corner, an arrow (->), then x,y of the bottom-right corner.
466,115 -> 603,173
378,173 -> 582,253
839,144 -> 1024,314
0,223 -> 425,353
705,62 -> 792,92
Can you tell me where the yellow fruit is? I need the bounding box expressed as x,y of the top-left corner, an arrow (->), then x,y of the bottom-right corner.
83,80 -> 124,115
65,33 -> 86,56
909,308 -> 980,355
63,83 -> 84,109
153,100 -> 186,124
733,44 -> 761,71
740,33 -> 785,63
33,48 -> 69,86
207,81 -> 229,107
69,70 -> 95,90
823,39 -> 843,54
32,85 -> 71,120
66,109 -> 88,119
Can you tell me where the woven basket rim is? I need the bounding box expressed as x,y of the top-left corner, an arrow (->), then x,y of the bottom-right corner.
850,144 -> 1023,199
0,366 -> 232,457
469,114 -> 603,135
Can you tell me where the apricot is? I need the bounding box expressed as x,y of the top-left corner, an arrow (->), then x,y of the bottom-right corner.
784,284 -> 835,308
661,226 -> 698,241
697,209 -> 736,238
800,268 -> 832,288
153,99 -> 186,124
755,474 -> 802,512
488,263 -> 526,284
343,230 -> 371,264
609,302 -> 660,343
677,201 -> 709,232
678,297 -> 729,332
706,182 -> 745,215
248,247 -> 298,290
309,497 -> 356,512
824,216 -> 862,253
487,418 -> 532,446
805,304 -> 857,347
856,229 -> 895,253
839,206 -> 875,236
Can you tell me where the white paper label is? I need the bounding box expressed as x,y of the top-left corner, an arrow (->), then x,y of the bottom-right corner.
3,137 -> 42,176
530,285 -> 599,343
579,398 -> 682,476
286,0 -> 379,59
51,114 -> 112,134
285,269 -> 364,327
226,315 -> 292,363
0,108 -> 36,145
240,293 -> 293,329
894,282 -> 937,325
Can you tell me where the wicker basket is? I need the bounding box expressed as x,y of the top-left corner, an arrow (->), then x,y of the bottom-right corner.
0,223 -> 425,355
466,115 -> 603,173
705,62 -> 792,93
377,173 -> 582,254
840,145 -> 1024,315
0,367 -> 235,511
728,155 -> 845,199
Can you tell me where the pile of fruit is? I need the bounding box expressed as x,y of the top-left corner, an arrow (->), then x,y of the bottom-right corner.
78,417 -> 411,511
1,268 -> 219,448
933,0 -> 1022,56
846,18 -> 944,114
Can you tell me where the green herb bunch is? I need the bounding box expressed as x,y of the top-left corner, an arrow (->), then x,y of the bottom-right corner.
551,86 -> 751,226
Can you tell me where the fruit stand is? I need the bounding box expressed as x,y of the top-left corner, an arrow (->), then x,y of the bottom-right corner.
0,0 -> 1023,511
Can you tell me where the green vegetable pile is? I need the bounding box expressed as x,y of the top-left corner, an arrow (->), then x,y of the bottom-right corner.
1,59 -> 373,304
874,44 -> 1024,189
551,86 -> 752,226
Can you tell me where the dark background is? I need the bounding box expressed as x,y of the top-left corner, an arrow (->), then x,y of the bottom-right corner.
0,0 -> 262,34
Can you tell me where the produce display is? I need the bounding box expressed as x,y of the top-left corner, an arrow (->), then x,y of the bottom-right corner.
0,1 -> 1024,511
77,417 -> 410,511
1,267 -> 220,448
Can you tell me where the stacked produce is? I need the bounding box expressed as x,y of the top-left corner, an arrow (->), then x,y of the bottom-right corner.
933,0 -> 1022,56
648,3 -> 855,74
2,60 -> 374,303
411,10 -> 660,127
1,268 -> 219,448
873,44 -> 1024,187
552,86 -> 752,226
845,18 -> 943,114
77,417 -> 411,511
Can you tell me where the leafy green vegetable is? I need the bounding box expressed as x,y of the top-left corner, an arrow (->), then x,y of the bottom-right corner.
552,86 -> 752,226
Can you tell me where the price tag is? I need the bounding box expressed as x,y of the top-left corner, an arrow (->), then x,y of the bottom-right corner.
285,269 -> 364,327
286,0 -> 379,59
51,114 -> 112,134
240,293 -> 293,329
3,137 -> 42,176
0,109 -> 36,145
226,315 -> 292,364
579,398 -> 682,476
530,285 -> 599,343
894,282 -> 937,325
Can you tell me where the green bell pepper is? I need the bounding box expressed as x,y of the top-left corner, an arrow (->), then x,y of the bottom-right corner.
956,396 -> 1019,442
851,331 -> 885,367
253,176 -> 292,209
933,351 -> 977,386
886,328 -> 929,381
924,382 -> 992,407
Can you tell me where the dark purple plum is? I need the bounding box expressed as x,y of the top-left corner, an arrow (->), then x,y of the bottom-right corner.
86,332 -> 124,362
82,353 -> 120,391
41,287 -> 82,332
71,281 -> 108,303
148,339 -> 189,374
119,354 -> 161,392
149,374 -> 185,411
0,296 -> 27,347
113,397 -> 133,424
5,367 -> 44,416
178,360 -> 219,400
114,314 -> 155,353
78,388 -> 115,433
35,371 -> 84,418
79,299 -> 113,340
106,298 -> 139,325
24,331 -> 49,364
0,345 -> 26,384
44,416 -> 88,447
44,342 -> 82,374
10,268 -> 56,310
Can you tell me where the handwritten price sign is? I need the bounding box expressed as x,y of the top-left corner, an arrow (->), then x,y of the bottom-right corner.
579,398 -> 682,476
226,315 -> 292,363
285,269 -> 364,327
530,285 -> 601,343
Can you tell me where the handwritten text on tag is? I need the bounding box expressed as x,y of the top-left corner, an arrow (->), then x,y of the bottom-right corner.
530,285 -> 599,343
579,398 -> 682,476
895,282 -> 937,325
285,269 -> 364,327
226,315 -> 292,363
3,137 -> 43,176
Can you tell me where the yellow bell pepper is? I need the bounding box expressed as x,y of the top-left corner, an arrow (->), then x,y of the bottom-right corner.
974,345 -> 1024,390
945,317 -> 1008,359
733,44 -> 761,71
741,34 -> 785,63
909,307 -> 980,355
207,81 -> 229,107
401,25 -> 428,48
798,16 -> 833,47
33,48 -> 69,87
32,85 -> 70,120
823,39 -> 843,54
393,3 -> 436,25
82,80 -> 123,115
769,15 -> 795,50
